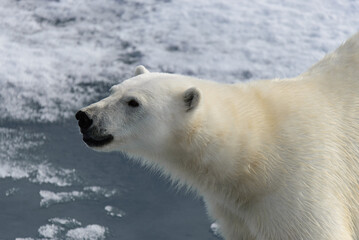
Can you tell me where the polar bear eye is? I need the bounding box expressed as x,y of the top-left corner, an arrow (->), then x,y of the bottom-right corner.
127,99 -> 140,108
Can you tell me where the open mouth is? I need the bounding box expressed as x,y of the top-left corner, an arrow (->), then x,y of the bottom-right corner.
82,134 -> 114,147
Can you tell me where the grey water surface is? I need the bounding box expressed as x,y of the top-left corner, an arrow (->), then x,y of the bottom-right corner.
0,119 -> 218,239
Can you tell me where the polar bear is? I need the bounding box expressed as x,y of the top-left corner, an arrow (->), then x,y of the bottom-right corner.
76,32 -> 359,240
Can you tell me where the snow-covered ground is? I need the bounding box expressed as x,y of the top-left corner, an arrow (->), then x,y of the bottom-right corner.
0,0 -> 358,122
0,0 -> 358,239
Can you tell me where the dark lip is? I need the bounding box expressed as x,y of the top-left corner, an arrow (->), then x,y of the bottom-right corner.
82,134 -> 114,147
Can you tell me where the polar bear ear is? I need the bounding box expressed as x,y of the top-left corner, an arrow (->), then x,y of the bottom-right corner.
134,65 -> 150,76
183,87 -> 201,112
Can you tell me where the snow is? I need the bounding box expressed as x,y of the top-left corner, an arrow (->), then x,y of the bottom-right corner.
0,0 -> 126,122
131,0 -> 359,81
0,0 -> 358,122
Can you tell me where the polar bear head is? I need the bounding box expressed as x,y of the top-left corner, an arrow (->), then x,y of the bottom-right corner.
75,66 -> 202,161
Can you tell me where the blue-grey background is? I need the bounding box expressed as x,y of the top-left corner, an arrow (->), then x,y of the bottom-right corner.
0,0 -> 358,239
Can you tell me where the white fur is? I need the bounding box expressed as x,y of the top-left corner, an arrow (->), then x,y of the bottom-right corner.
79,32 -> 359,240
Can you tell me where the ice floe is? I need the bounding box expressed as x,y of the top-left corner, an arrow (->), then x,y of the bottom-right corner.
40,186 -> 117,207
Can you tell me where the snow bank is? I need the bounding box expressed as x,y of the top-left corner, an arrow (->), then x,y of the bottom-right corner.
0,0 -> 358,122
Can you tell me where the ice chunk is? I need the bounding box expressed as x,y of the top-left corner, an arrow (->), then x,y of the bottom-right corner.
18,218 -> 107,240
66,225 -> 107,240
49,218 -> 82,229
210,222 -> 221,237
39,190 -> 85,207
83,186 -> 117,198
40,186 -> 117,207
38,224 -> 64,238
30,163 -> 78,187
104,205 -> 126,218
0,161 -> 30,180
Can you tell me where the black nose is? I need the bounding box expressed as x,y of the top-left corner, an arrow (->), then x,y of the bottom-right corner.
75,110 -> 93,130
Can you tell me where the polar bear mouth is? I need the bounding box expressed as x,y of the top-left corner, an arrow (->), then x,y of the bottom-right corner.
82,134 -> 114,147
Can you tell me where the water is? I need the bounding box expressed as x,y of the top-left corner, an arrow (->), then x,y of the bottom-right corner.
0,0 -> 358,239
1,120 -> 217,239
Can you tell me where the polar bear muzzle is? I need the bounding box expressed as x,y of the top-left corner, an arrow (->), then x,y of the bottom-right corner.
75,110 -> 114,147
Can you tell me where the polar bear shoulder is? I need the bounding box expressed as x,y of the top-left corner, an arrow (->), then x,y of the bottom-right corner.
303,32 -> 359,87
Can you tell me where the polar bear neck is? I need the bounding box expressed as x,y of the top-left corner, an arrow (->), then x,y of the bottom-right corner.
151,80 -> 307,203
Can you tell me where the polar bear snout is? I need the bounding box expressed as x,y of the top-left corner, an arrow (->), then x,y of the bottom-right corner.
75,110 -> 93,132
75,110 -> 114,148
